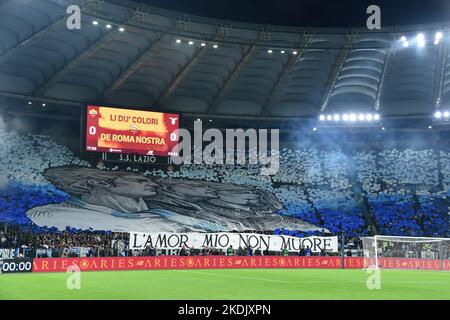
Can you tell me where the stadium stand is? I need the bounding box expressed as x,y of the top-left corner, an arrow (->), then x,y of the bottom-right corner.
0,127 -> 448,239
0,0 -> 448,259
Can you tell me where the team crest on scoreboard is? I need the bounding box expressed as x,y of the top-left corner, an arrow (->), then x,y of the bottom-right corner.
130,124 -> 139,134
89,109 -> 98,117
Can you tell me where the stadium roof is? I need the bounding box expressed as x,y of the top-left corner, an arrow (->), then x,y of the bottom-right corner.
1,0 -> 450,125
134,0 -> 450,28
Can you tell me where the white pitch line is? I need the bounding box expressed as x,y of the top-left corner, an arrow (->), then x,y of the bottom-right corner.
172,270 -> 362,284
171,270 -> 450,286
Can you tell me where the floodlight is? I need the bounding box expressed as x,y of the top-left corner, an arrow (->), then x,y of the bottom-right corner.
417,33 -> 425,47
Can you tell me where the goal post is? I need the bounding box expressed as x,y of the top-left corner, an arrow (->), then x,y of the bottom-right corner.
362,235 -> 450,271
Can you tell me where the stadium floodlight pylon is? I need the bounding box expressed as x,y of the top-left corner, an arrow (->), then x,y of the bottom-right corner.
362,235 -> 450,271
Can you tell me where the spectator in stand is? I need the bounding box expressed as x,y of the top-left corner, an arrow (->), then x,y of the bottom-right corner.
305,246 -> 312,257
226,246 -> 234,256
0,231 -> 7,248
179,245 -> 189,256
298,245 -> 305,256
201,246 -> 209,256
237,246 -> 245,256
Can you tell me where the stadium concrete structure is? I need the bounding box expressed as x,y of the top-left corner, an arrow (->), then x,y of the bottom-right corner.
0,0 -> 450,131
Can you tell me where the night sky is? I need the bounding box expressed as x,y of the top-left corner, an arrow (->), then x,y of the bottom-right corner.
133,0 -> 450,28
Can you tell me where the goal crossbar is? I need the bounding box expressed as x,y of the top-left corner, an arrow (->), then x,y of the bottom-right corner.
373,235 -> 449,243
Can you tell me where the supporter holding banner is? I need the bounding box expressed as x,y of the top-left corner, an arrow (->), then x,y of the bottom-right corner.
129,232 -> 339,253
36,249 -> 52,258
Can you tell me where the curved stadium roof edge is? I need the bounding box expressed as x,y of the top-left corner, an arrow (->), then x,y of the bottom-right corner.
1,0 -> 450,124
110,0 -> 450,35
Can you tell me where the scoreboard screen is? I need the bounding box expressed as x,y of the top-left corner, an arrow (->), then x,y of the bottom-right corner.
85,105 -> 179,156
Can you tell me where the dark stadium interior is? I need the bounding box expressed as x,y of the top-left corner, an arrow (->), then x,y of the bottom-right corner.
135,0 -> 450,28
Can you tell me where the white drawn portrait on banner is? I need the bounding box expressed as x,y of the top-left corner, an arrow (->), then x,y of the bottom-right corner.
27,167 -> 327,233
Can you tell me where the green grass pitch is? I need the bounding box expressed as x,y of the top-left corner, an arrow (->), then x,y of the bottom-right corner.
1,269 -> 449,300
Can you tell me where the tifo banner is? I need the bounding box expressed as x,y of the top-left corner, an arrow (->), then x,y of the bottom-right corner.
33,256 -> 363,273
129,232 -> 339,253
25,166 -> 323,234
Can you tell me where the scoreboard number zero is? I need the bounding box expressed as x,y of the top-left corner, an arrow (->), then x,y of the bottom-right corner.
89,126 -> 97,135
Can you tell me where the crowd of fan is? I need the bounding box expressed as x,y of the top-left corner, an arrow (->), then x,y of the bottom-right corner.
0,224 -> 130,257
0,130 -> 90,186
31,232 -> 128,250
142,147 -> 449,237
0,129 -> 448,239
0,228 -> 16,249
1,224 -> 349,257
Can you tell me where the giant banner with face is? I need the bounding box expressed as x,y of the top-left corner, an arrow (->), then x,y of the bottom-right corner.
129,232 -> 339,253
26,167 -> 326,234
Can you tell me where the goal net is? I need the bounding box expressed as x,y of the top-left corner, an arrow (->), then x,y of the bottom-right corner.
362,235 -> 450,271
